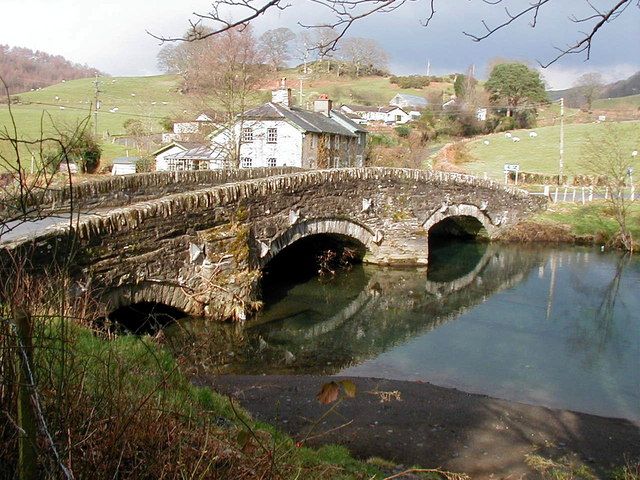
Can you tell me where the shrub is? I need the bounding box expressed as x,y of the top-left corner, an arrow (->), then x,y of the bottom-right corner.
389,75 -> 430,89
395,125 -> 411,138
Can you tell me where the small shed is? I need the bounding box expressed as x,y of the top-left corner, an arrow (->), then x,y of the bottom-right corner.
111,157 -> 138,175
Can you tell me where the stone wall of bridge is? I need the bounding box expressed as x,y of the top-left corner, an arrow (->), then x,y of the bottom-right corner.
1,168 -> 546,322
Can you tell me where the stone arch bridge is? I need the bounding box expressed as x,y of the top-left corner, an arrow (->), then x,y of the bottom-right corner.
1,168 -> 545,321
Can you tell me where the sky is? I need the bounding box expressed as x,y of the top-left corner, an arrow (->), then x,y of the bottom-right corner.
2,0 -> 639,90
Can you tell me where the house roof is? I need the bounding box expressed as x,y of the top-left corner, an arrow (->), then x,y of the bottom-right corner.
112,157 -> 139,164
242,102 -> 365,137
390,94 -> 429,107
342,104 -> 404,114
151,141 -> 203,156
166,145 -> 225,160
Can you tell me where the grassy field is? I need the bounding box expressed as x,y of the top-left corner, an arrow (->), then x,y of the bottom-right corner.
464,120 -> 640,181
593,94 -> 640,109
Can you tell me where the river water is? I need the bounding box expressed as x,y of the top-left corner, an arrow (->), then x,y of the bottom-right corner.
165,243 -> 640,421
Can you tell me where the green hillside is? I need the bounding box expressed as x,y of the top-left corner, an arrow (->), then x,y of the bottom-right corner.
0,75 -> 186,167
1,72 -> 452,169
464,121 -> 640,181
592,94 -> 640,109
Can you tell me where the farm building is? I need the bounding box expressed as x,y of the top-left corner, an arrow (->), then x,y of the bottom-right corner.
340,104 -> 411,124
111,157 -> 138,175
389,93 -> 429,110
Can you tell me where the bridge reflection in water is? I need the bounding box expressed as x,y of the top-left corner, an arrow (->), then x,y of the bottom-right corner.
165,241 -> 542,376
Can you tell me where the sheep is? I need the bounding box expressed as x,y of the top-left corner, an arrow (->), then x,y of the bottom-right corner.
483,140 -> 490,145
632,150 -> 638,157
504,132 -> 512,138
512,136 -> 521,142
529,131 -> 538,138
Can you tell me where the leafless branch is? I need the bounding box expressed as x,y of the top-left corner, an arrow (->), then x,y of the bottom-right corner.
150,0 -> 638,67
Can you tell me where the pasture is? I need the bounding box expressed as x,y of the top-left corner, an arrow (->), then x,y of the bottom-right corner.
465,120 -> 640,181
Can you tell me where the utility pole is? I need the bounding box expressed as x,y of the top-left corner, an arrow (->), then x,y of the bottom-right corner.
426,59 -> 430,76
559,97 -> 564,185
93,74 -> 101,137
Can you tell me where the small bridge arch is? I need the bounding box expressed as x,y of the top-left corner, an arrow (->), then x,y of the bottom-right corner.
423,203 -> 499,240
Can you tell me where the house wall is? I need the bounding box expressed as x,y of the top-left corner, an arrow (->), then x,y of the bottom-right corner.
238,120 -> 303,168
155,145 -> 186,171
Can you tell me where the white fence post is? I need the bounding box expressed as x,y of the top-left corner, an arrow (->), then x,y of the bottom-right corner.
589,186 -> 593,202
572,187 -> 576,202
582,187 -> 586,204
554,187 -> 559,203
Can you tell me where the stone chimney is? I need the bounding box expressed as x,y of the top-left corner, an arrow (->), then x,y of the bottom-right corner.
313,94 -> 332,116
271,77 -> 292,107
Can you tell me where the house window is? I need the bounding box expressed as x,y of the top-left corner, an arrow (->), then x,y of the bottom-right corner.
333,157 -> 340,168
267,128 -> 278,144
242,127 -> 253,142
267,157 -> 277,167
334,135 -> 340,148
395,115 -> 402,122
311,135 -> 317,148
241,157 -> 252,168
356,155 -> 363,167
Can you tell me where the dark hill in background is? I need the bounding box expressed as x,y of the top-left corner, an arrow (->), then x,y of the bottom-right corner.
604,71 -> 640,98
548,70 -> 640,107
0,44 -> 106,95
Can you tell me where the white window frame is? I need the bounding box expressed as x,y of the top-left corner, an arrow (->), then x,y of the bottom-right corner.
241,157 -> 253,168
267,157 -> 277,167
242,127 -> 253,142
266,128 -> 277,144
334,135 -> 340,148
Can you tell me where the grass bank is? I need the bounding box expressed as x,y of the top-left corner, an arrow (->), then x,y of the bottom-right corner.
2,319 -> 405,479
500,202 -> 640,251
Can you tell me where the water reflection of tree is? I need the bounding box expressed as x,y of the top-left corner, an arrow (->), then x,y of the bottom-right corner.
566,254 -> 631,368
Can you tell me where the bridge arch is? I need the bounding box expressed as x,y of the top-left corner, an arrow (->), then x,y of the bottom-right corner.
423,203 -> 497,239
259,218 -> 374,268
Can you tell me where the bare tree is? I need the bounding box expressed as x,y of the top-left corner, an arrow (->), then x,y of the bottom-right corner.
339,37 -> 388,77
258,27 -> 296,70
203,26 -> 265,168
580,124 -> 637,252
149,1 -> 639,67
293,31 -> 314,74
574,72 -> 604,111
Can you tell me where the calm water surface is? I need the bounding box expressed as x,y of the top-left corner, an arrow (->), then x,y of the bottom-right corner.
167,243 -> 640,421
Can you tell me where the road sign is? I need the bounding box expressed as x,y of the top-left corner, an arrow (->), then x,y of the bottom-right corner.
504,164 -> 520,172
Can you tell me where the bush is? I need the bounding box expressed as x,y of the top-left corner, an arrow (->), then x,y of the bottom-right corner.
368,134 -> 397,147
389,75 -> 431,89
395,125 -> 411,138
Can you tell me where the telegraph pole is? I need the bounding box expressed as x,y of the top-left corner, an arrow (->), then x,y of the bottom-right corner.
93,74 -> 101,137
559,97 -> 564,185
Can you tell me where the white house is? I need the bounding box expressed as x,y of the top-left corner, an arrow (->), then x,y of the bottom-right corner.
389,93 -> 429,110
163,112 -> 224,143
340,104 -> 411,124
153,141 -> 204,171
209,80 -> 367,169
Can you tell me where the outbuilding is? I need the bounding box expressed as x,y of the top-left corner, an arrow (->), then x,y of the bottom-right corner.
111,157 -> 138,175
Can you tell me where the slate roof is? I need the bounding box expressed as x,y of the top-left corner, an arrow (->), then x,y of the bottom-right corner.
242,102 -> 366,137
166,145 -> 224,160
342,104 -> 403,114
152,141 -> 203,156
389,93 -> 429,108
112,157 -> 139,164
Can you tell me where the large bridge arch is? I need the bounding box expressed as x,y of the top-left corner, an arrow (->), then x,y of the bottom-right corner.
259,217 -> 375,268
